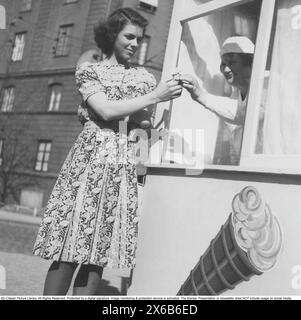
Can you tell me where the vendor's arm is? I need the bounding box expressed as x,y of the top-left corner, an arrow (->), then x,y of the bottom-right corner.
180,74 -> 244,124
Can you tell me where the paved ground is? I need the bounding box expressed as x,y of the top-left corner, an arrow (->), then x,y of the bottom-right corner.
0,219 -> 38,255
0,251 -> 130,296
0,210 -> 131,296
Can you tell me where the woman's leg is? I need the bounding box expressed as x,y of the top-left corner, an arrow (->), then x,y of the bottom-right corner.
43,261 -> 78,296
72,264 -> 104,296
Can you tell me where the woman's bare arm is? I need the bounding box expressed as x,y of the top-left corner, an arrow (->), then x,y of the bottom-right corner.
86,80 -> 183,121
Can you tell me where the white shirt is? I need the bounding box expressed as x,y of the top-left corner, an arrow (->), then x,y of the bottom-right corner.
205,90 -> 247,164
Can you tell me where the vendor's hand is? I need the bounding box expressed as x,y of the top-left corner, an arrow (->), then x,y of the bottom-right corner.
152,79 -> 183,103
179,74 -> 204,101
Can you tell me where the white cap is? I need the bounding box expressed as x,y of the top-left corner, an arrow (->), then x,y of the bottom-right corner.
220,36 -> 255,56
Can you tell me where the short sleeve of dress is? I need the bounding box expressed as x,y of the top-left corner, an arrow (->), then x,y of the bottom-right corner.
75,62 -> 105,101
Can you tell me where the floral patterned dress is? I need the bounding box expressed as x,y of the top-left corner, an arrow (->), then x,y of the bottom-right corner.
32,62 -> 157,269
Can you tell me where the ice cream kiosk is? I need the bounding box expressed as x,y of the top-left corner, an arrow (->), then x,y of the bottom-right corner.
128,0 -> 301,296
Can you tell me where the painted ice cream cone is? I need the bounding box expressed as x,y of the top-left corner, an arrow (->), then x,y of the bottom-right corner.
177,186 -> 283,296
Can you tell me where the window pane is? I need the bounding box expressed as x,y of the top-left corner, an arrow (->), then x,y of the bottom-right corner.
35,141 -> 51,172
140,0 -> 158,7
0,140 -> 3,166
44,152 -> 50,163
21,0 -> 32,11
37,151 -> 44,162
54,91 -> 61,111
42,162 -> 48,172
1,87 -> 15,111
12,33 -> 25,61
55,26 -> 72,56
1,91 -> 9,111
35,161 -> 42,171
7,87 -> 15,111
48,90 -> 55,111
38,143 -> 46,152
48,85 -> 62,111
45,143 -> 52,152
138,0 -> 158,13
170,0 -> 261,166
138,38 -> 149,65
255,0 -> 301,155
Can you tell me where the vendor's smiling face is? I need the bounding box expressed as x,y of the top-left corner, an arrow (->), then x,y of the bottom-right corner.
220,53 -> 252,89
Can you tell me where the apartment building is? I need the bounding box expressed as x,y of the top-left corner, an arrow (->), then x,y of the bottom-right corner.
0,0 -> 174,208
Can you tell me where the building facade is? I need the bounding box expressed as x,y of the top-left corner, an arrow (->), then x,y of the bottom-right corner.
0,0 -> 174,208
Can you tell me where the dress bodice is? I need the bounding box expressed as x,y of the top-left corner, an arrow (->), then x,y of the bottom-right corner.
75,62 -> 157,127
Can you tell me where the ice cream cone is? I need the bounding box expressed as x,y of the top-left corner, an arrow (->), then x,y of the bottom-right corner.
177,186 -> 282,296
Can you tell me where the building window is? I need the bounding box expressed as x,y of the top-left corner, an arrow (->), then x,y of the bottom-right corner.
11,32 -> 26,61
138,0 -> 158,13
48,84 -> 62,111
137,36 -> 150,65
0,139 -> 3,167
1,87 -> 15,112
54,25 -> 73,56
20,0 -> 32,12
64,0 -> 78,4
35,141 -> 52,172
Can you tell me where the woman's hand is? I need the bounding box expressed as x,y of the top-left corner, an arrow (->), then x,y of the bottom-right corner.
151,79 -> 183,103
179,74 -> 206,102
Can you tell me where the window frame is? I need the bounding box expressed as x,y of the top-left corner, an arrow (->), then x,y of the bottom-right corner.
138,0 -> 158,14
48,83 -> 63,112
154,0 -> 301,175
11,32 -> 26,62
137,35 -> 150,65
0,139 -> 3,167
239,0 -> 301,174
20,0 -> 32,12
1,86 -> 15,112
54,24 -> 73,57
64,0 -> 78,4
34,140 -> 52,172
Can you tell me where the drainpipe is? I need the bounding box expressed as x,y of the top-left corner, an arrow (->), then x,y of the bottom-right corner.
105,0 -> 113,19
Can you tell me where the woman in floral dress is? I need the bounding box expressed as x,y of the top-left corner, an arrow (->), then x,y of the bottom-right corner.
33,7 -> 182,295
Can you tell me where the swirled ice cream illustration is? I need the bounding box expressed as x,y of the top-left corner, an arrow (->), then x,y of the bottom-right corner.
231,186 -> 283,272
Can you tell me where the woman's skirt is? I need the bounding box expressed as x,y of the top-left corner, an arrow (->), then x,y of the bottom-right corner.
33,121 -> 139,269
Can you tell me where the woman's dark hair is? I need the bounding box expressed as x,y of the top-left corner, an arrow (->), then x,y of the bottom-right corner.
94,8 -> 148,56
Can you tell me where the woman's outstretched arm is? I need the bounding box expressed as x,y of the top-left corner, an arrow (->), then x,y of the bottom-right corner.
86,80 -> 182,121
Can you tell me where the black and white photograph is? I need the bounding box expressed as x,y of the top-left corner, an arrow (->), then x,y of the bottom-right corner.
0,0 -> 300,301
